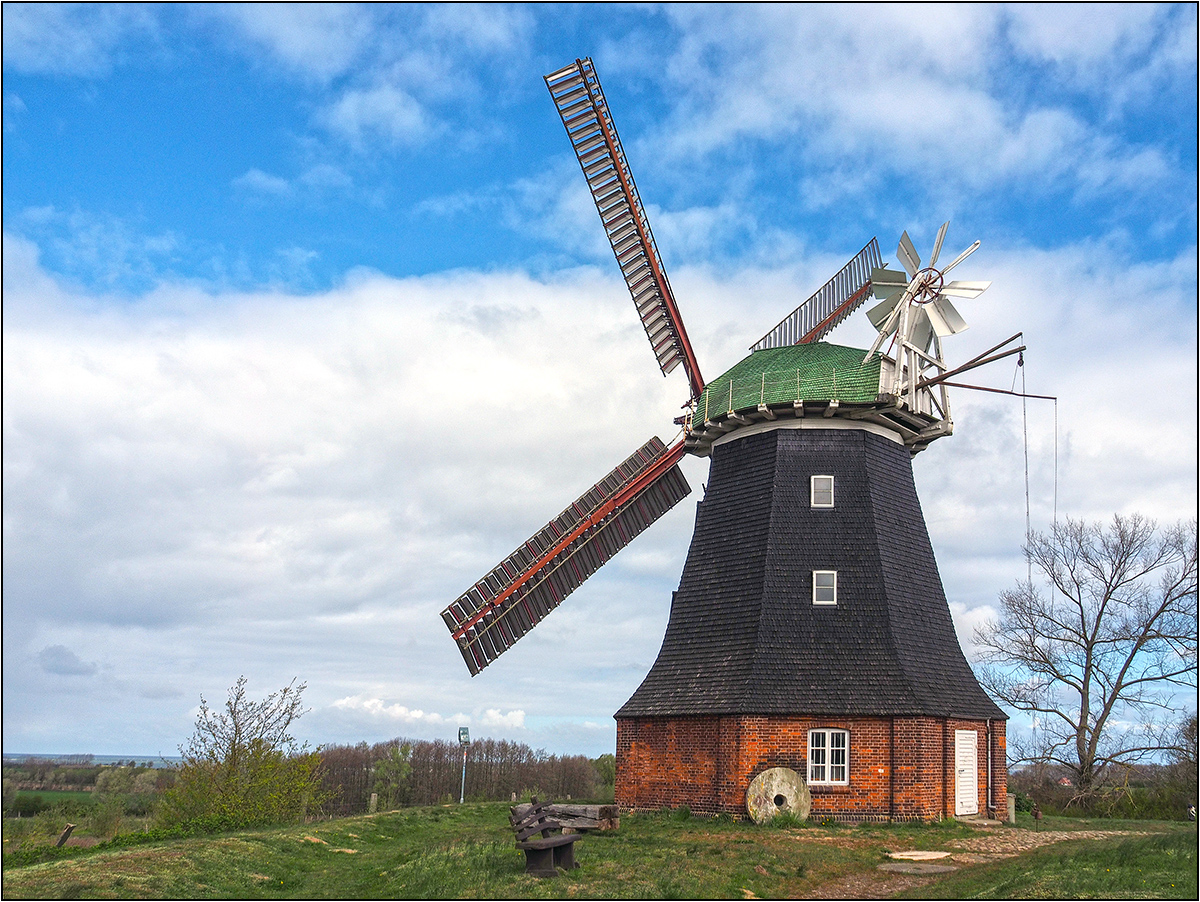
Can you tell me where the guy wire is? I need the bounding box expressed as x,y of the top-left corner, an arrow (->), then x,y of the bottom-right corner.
1017,351 -> 1032,583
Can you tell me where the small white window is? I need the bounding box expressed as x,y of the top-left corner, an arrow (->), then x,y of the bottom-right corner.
813,570 -> 837,605
811,475 -> 834,507
808,729 -> 849,784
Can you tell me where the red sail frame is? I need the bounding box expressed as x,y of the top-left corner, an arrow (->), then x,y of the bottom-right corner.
441,438 -> 690,675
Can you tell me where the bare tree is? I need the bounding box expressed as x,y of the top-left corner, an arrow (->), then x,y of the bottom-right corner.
974,514 -> 1197,799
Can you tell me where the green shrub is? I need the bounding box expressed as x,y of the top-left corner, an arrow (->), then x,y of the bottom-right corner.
155,677 -> 328,832
158,743 -> 325,830
11,793 -> 49,817
89,799 -> 123,839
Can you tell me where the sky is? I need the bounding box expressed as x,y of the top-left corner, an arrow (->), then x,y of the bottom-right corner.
3,4 -> 1196,761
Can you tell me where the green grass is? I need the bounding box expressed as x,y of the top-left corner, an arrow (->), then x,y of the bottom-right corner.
899,830 -> 1198,900
2,803 -> 1192,900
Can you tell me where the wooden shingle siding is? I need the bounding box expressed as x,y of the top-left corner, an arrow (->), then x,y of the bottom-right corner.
618,427 -> 1003,719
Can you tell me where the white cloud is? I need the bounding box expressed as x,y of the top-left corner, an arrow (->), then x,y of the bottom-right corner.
9,207 -> 180,292
1003,5 -> 1173,81
205,4 -> 373,82
480,709 -> 526,729
1,246 -> 697,753
330,696 -> 464,726
419,5 -> 534,53
318,83 -> 433,148
327,697 -> 524,732
233,168 -> 291,196
298,164 -> 352,191
642,4 -> 1190,209
1,4 -> 159,77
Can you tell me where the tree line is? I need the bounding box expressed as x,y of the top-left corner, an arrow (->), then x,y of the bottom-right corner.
318,738 -> 606,817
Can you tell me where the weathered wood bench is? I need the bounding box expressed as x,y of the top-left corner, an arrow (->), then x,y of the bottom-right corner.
509,796 -> 581,877
510,802 -> 619,832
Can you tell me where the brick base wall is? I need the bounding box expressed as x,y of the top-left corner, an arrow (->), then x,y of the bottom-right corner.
616,714 -> 1006,821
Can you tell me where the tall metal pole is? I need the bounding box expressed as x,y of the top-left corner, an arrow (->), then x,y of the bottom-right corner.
458,726 -> 469,804
459,746 -> 467,804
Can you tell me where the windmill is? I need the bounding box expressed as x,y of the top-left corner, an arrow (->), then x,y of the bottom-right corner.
440,59 -> 1015,821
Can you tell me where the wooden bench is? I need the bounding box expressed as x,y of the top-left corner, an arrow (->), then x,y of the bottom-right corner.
509,796 -> 581,877
510,802 -> 619,832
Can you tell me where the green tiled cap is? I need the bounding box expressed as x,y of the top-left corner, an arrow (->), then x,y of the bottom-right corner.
695,342 -> 883,421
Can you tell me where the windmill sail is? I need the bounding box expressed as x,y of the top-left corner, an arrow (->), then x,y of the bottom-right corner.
442,437 -> 690,675
750,238 -> 883,351
545,59 -> 705,400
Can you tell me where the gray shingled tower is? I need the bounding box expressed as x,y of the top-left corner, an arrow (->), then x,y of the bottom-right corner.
618,424 -> 1005,722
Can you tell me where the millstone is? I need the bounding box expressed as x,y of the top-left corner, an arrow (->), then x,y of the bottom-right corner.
745,767 -> 811,824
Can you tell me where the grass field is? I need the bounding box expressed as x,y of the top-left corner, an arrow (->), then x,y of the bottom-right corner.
899,830 -> 1197,900
2,803 -> 1194,899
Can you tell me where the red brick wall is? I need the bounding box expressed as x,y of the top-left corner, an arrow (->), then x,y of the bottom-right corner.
616,714 -> 1007,822
991,719 -> 1008,815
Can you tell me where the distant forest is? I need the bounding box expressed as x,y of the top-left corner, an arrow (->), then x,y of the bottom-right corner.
319,738 -> 608,816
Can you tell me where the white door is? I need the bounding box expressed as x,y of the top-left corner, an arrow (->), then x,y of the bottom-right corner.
954,730 -> 978,816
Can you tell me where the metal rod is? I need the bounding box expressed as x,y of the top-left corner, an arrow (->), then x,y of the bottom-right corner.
460,746 -> 467,804
954,332 -> 1023,374
917,346 -> 1025,389
937,381 -> 1057,400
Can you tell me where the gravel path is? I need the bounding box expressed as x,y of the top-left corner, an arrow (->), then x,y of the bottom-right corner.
802,827 -> 1147,899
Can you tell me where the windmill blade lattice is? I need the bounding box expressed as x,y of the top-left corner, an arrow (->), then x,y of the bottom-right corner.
751,238 -> 883,351
441,437 -> 690,675
545,59 -> 705,399
866,224 -> 989,357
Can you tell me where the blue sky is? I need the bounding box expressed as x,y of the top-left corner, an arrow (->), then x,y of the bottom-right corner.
3,4 -> 1196,759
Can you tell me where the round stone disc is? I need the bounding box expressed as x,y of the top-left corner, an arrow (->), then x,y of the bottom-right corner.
745,767 -> 812,824
888,850 -> 951,860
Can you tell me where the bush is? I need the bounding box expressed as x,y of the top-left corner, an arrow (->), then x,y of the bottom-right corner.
89,799 -> 123,839
11,794 -> 50,817
156,677 -> 327,831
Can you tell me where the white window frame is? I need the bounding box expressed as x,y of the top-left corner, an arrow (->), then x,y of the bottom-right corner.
812,570 -> 837,605
808,728 -> 850,785
810,474 -> 835,508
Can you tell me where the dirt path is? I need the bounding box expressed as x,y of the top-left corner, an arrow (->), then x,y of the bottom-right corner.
801,827 -> 1147,899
